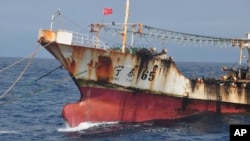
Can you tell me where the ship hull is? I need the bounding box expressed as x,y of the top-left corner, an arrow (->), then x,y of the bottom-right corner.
38,29 -> 250,128
62,86 -> 250,127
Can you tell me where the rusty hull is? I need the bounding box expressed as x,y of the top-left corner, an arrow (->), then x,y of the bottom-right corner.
37,29 -> 250,127
37,35 -> 250,106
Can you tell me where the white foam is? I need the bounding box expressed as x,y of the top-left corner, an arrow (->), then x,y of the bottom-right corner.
57,121 -> 118,132
0,130 -> 21,134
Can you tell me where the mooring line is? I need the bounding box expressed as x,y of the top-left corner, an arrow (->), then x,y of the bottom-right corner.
2,65 -> 63,100
0,74 -> 72,105
0,65 -> 98,105
0,45 -> 41,99
34,65 -> 63,82
0,42 -> 54,99
0,52 -> 35,73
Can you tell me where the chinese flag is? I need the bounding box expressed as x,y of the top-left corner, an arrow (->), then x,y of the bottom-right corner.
103,8 -> 113,15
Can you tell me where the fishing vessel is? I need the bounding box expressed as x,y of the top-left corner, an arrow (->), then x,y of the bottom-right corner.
38,0 -> 250,127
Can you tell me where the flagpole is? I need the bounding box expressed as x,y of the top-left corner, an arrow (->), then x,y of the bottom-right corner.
102,9 -> 104,24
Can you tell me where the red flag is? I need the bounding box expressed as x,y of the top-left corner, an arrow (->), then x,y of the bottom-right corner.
103,8 -> 113,15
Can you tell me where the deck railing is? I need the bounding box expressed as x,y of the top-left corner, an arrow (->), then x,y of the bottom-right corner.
62,30 -> 109,49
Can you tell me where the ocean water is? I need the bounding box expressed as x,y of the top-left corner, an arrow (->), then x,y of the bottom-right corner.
0,57 -> 250,141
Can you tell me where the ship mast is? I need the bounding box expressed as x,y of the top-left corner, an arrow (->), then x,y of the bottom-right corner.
121,0 -> 130,53
238,45 -> 243,79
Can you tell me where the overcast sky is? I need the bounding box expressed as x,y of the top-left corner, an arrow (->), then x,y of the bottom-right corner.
1,0 -> 250,62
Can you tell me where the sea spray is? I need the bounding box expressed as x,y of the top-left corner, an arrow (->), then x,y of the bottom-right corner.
57,122 -> 118,132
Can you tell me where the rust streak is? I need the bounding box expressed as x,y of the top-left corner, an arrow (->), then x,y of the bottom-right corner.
96,55 -> 113,82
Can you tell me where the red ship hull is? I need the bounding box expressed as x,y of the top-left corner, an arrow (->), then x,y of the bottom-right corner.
62,87 -> 249,127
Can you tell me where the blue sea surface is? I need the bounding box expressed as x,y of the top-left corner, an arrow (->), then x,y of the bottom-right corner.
0,57 -> 249,141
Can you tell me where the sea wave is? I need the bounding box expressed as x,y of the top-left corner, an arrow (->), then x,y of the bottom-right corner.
0,130 -> 21,134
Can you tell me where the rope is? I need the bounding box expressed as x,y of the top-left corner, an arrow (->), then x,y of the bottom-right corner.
34,65 -> 63,82
59,13 -> 65,29
0,42 -> 54,99
0,65 -> 99,105
0,73 -> 71,105
2,65 -> 63,99
0,45 -> 41,99
0,51 -> 36,73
